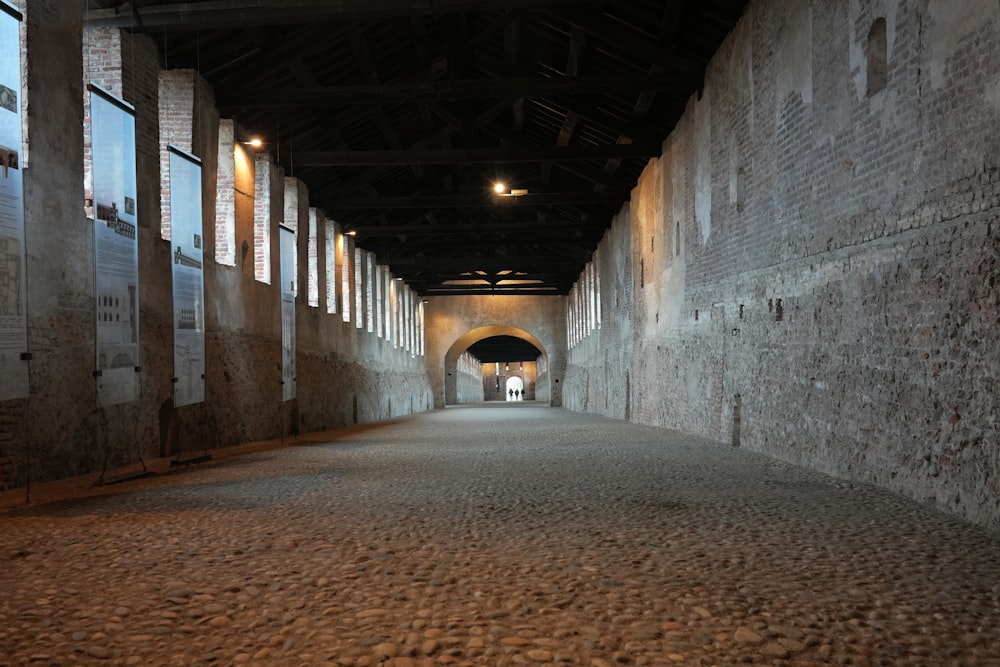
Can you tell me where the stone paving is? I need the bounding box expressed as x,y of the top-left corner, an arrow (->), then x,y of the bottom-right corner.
2,404 -> 1000,667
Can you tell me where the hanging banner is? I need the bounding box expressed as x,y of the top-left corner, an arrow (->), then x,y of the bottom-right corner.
0,3 -> 28,400
89,85 -> 139,407
280,226 -> 296,401
169,146 -> 205,407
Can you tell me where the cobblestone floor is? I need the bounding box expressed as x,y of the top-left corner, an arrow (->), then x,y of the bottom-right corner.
2,404 -> 999,667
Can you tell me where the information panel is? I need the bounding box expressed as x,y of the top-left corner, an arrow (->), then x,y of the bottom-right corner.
0,2 -> 28,400
90,85 -> 139,406
280,226 -> 296,401
169,147 -> 205,407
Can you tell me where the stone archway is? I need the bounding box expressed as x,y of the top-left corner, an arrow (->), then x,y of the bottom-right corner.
444,325 -> 547,406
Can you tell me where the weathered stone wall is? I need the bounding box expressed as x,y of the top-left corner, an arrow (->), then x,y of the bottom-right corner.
564,0 -> 1000,529
563,208 -> 633,419
454,352 -> 484,404
293,203 -> 431,431
6,0 -> 94,484
0,8 -> 431,489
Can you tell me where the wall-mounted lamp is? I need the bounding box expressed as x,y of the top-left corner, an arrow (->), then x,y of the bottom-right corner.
492,183 -> 529,197
345,230 -> 357,236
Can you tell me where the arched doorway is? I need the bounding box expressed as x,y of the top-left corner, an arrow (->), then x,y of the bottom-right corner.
444,326 -> 548,405
505,376 -> 524,401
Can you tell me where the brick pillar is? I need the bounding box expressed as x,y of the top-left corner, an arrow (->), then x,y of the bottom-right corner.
215,118 -> 236,266
283,177 -> 307,298
253,154 -> 280,284
158,70 -> 197,240
82,26 -> 159,229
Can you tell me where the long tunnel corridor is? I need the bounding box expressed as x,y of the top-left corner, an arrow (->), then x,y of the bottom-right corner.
2,406 -> 999,665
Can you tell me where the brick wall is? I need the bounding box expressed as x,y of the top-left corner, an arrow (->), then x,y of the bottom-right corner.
308,208 -> 321,307
455,352 -> 484,403
563,207 -> 632,419
253,154 -> 276,283
283,177 -> 306,297
563,0 -> 1000,529
214,118 -> 236,266
0,5 -> 432,491
158,70 -> 197,240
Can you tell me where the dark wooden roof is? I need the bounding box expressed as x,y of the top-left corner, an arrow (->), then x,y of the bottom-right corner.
86,0 -> 748,296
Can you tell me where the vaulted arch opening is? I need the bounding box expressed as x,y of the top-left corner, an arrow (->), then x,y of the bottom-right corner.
444,326 -> 548,406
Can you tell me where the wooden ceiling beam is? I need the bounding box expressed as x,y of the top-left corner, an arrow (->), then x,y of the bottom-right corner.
548,6 -> 705,72
347,24 -> 421,179
386,255 -> 583,269
505,13 -> 525,135
331,191 -> 621,209
295,143 -> 656,166
216,74 -> 702,108
544,96 -> 667,147
353,220 -> 588,236
543,24 -> 586,183
86,0 -> 599,30
420,287 -> 563,296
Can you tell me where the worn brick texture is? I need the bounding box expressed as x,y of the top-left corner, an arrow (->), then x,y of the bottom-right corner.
252,154 -> 278,284
0,11 -> 431,490
564,0 -> 1000,529
564,208 -> 633,419
158,69 -> 198,240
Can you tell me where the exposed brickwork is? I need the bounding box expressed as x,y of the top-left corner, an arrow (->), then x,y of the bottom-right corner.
233,139 -> 255,276
158,70 -> 197,240
283,177 -> 307,298
308,208 -> 321,308
214,119 -> 236,266
81,28 -> 159,230
564,0 -> 1000,529
252,154 -> 276,284
0,5 -> 431,492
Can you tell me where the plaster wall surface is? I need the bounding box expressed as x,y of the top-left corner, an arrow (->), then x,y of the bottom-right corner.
453,352 -> 484,404
563,0 -> 1000,529
424,295 -> 565,408
1,0 -> 94,482
0,10 -> 431,488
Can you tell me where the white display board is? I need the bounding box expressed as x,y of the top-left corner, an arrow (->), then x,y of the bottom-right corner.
280,226 -> 296,401
169,146 -> 205,407
89,85 -> 139,406
0,2 -> 28,400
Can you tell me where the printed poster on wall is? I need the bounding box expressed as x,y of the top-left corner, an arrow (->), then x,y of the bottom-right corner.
169,146 -> 205,407
0,2 -> 28,401
280,226 -> 296,401
89,85 -> 139,407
